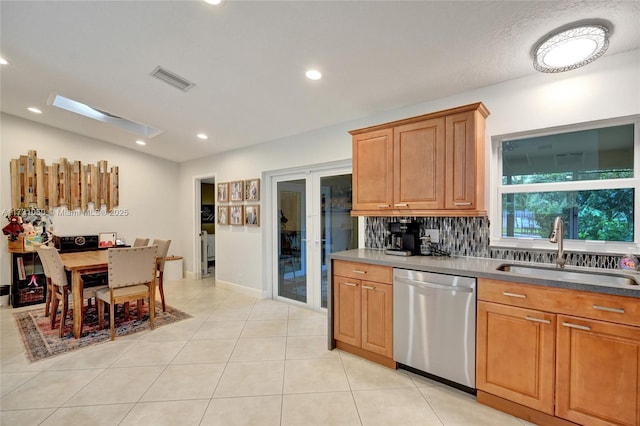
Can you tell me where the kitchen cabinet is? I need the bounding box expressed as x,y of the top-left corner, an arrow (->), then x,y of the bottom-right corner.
350,102 -> 489,217
477,278 -> 640,426
332,260 -> 394,368
477,301 -> 556,415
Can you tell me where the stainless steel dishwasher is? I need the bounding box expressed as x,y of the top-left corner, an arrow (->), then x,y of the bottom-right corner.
393,268 -> 476,393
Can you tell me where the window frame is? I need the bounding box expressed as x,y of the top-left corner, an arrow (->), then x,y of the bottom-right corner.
490,115 -> 640,254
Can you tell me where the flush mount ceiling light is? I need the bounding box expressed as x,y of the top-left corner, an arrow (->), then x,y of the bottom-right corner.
197,133 -> 208,140
305,70 -> 322,80
0,57 -> 8,65
135,140 -> 147,146
533,21 -> 610,73
27,107 -> 42,114
203,0 -> 223,5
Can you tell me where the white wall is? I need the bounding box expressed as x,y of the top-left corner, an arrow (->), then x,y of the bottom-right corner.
1,50 -> 637,295
177,49 -> 640,295
0,114 -> 181,285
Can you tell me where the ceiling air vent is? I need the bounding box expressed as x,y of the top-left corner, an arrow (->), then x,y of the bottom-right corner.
151,66 -> 195,92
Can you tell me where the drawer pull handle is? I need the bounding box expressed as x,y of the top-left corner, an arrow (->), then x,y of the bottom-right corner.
353,270 -> 367,275
562,322 -> 591,332
394,203 -> 408,207
343,282 -> 358,287
362,285 -> 376,290
593,305 -> 625,314
503,292 -> 527,299
525,316 -> 551,324
454,202 -> 472,206
378,204 -> 390,208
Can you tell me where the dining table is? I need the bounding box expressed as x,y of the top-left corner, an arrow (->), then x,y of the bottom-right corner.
59,249 -> 109,339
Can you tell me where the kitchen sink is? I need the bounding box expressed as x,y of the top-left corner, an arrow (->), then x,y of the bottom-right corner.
496,263 -> 639,286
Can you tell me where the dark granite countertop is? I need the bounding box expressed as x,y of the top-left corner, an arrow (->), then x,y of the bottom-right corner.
330,249 -> 640,298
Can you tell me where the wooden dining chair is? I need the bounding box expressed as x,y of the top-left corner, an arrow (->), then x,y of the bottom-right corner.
132,238 -> 149,247
37,245 -> 109,337
96,246 -> 157,340
151,239 -> 171,312
36,245 -> 72,337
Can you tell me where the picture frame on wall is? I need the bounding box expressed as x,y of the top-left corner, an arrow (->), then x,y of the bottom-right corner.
244,178 -> 260,201
244,205 -> 260,226
230,180 -> 244,202
230,205 -> 244,226
217,205 -> 229,225
217,182 -> 229,203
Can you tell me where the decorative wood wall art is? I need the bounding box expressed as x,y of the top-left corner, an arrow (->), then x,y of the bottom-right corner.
9,150 -> 120,211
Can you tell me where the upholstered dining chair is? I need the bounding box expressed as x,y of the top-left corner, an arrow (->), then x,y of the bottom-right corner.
132,237 -> 150,247
38,246 -> 54,317
37,245 -> 109,337
96,246 -> 158,340
151,239 -> 171,312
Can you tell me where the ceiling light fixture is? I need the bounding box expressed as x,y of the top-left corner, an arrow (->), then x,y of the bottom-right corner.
27,107 -> 42,114
197,133 -> 208,140
305,70 -> 322,80
203,0 -> 223,5
0,57 -> 8,65
136,140 -> 147,146
533,21 -> 610,73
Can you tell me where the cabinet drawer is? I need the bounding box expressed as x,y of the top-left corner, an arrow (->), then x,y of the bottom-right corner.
333,260 -> 392,284
479,278 -> 640,327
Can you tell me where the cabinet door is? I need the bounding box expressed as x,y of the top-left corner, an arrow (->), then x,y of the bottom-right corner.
361,281 -> 393,358
393,118 -> 445,210
333,275 -> 362,347
352,129 -> 394,212
477,301 -> 556,414
445,110 -> 480,210
556,315 -> 640,426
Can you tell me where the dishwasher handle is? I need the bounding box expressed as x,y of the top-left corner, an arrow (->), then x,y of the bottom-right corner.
394,276 -> 474,293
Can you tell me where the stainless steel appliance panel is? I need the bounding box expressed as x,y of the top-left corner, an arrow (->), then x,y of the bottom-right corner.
393,269 -> 476,389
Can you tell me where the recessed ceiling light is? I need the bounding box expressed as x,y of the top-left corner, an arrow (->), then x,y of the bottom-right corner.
0,57 -> 8,65
197,133 -> 208,140
533,22 -> 610,73
305,70 -> 322,80
136,140 -> 147,146
27,107 -> 42,114
203,0 -> 223,5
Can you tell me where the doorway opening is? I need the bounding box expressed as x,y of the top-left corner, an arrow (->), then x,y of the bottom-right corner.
196,176 -> 216,279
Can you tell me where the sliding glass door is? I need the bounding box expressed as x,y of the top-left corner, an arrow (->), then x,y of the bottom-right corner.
273,165 -> 357,310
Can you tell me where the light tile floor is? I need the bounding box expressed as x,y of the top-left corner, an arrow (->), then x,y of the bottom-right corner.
0,277 -> 535,425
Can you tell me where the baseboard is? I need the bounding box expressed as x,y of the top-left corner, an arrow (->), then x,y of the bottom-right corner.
214,279 -> 262,299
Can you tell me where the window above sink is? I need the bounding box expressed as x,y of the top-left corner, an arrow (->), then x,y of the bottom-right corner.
491,116 -> 640,254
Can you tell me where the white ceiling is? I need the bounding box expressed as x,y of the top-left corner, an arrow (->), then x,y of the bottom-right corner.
1,1 -> 639,163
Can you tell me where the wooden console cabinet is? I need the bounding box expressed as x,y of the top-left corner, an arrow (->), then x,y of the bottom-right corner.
332,259 -> 395,368
477,278 -> 640,426
350,102 -> 489,217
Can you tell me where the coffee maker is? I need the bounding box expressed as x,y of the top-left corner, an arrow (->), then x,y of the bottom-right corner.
385,219 -> 420,256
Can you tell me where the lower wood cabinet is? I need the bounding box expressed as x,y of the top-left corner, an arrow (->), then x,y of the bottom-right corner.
477,278 -> 640,426
556,315 -> 640,426
476,301 -> 556,415
332,260 -> 394,368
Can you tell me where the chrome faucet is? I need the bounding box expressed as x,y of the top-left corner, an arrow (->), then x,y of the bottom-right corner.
549,216 -> 566,268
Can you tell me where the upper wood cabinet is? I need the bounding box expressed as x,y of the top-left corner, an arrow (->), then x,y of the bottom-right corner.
350,102 -> 489,217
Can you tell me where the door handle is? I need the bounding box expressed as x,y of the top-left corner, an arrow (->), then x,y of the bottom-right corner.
343,282 -> 358,287
503,291 -> 527,299
362,285 -> 376,290
593,305 -> 625,314
525,316 -> 551,324
562,322 -> 591,331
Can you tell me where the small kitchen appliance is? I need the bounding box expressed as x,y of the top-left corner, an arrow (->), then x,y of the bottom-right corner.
384,219 -> 420,256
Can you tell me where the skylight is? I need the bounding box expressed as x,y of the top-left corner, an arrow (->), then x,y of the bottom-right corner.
50,94 -> 163,138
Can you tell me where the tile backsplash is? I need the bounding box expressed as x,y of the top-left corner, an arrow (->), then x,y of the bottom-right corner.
364,216 -> 628,270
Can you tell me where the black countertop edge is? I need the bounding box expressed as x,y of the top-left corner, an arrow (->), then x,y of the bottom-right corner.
330,249 -> 640,299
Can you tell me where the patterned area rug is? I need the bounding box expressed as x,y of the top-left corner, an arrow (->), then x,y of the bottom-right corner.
14,303 -> 192,362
